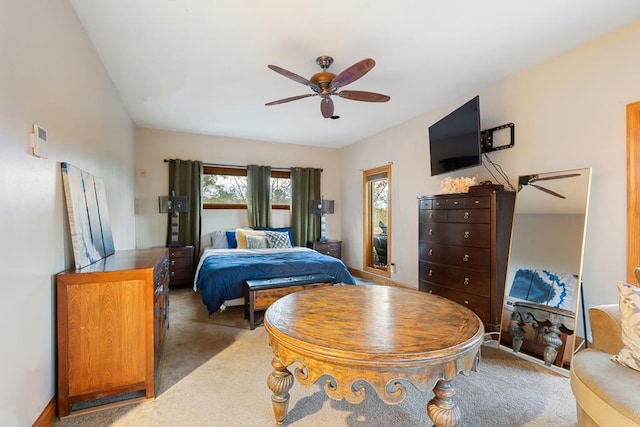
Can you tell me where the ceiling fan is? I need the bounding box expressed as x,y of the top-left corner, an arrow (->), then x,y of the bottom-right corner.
517,173 -> 582,199
265,56 -> 390,119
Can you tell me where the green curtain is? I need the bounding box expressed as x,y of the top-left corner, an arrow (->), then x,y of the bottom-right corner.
246,164 -> 272,227
290,167 -> 322,246
168,159 -> 203,259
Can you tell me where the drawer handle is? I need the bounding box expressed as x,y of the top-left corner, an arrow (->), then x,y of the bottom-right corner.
463,278 -> 470,285
171,271 -> 175,277
464,231 -> 470,239
474,200 -> 480,204
428,290 -> 433,294
171,260 -> 175,265
429,229 -> 433,235
453,200 -> 459,205
463,254 -> 470,262
428,269 -> 434,277
428,249 -> 433,256
463,212 -> 469,219
464,300 -> 469,305
429,212 -> 434,218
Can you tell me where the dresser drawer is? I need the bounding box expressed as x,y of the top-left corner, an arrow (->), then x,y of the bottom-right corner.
420,209 -> 447,222
419,261 -> 490,296
446,208 -> 490,223
309,241 -> 342,259
465,195 -> 491,209
419,242 -> 490,271
420,222 -> 491,247
433,197 -> 466,209
419,198 -> 432,210
419,282 -> 491,320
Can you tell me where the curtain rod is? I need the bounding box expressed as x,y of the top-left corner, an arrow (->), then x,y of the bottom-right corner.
163,159 -> 322,172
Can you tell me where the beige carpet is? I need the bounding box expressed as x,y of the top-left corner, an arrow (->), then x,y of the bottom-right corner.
55,288 -> 578,427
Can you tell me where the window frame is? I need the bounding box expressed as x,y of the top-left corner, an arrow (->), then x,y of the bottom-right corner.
202,166 -> 291,210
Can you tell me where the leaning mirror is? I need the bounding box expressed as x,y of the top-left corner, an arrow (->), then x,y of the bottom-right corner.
499,167 -> 592,374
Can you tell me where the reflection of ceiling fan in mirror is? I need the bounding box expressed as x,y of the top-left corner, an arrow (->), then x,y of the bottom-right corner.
518,173 -> 581,199
265,56 -> 390,119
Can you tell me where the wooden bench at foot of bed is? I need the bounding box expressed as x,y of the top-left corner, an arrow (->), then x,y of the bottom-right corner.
245,274 -> 335,330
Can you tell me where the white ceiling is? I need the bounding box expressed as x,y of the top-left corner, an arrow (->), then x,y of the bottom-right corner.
70,1 -> 640,148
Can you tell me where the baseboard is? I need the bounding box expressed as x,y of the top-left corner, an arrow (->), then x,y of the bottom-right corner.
32,396 -> 56,427
348,267 -> 413,289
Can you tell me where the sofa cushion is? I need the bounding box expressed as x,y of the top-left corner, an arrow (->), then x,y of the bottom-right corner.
612,281 -> 640,372
571,349 -> 640,426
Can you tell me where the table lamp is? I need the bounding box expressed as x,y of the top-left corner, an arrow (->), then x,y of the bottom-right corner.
158,191 -> 189,247
310,196 -> 334,242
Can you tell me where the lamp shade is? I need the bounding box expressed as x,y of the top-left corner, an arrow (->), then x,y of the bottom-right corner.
158,195 -> 189,213
310,199 -> 334,215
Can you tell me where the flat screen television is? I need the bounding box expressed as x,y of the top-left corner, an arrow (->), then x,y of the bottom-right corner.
428,96 -> 482,176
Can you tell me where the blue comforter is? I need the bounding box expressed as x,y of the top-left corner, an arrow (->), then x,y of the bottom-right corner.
194,248 -> 356,314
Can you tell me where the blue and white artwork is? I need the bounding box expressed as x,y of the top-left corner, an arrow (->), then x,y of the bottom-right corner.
61,163 -> 114,269
507,268 -> 578,312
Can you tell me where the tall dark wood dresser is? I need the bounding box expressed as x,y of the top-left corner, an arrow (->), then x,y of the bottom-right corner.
418,190 -> 515,332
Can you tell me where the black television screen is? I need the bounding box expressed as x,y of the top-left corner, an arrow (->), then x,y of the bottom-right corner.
428,96 -> 481,176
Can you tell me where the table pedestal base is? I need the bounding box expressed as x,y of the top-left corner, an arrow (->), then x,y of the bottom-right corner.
267,355 -> 465,427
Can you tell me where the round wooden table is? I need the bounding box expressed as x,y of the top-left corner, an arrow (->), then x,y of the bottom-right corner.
264,284 -> 484,426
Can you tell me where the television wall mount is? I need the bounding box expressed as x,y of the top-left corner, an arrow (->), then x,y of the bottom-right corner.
481,123 -> 515,153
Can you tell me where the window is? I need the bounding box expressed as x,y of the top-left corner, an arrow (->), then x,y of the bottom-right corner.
363,165 -> 391,277
202,166 -> 291,209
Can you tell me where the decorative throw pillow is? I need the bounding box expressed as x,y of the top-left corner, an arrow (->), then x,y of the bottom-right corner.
210,230 -> 230,249
265,231 -> 293,249
246,235 -> 268,249
235,229 -> 266,249
226,230 -> 238,248
253,227 -> 295,246
612,281 -> 640,372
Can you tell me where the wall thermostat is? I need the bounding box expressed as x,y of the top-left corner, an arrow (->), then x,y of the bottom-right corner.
30,124 -> 48,158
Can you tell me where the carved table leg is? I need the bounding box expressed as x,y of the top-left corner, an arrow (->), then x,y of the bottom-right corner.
509,311 -> 525,353
427,379 -> 461,427
267,356 -> 294,426
542,315 -> 563,366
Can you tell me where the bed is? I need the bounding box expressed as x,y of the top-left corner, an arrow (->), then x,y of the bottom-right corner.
194,246 -> 357,314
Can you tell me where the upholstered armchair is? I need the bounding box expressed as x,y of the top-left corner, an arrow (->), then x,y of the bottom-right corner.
570,302 -> 640,426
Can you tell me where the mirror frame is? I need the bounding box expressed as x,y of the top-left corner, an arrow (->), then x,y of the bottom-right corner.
499,167 -> 592,375
627,101 -> 640,282
362,165 -> 392,277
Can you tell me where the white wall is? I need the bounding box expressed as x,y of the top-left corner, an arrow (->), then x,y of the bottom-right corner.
134,128 -> 345,250
0,1 -> 135,424
341,22 -> 640,311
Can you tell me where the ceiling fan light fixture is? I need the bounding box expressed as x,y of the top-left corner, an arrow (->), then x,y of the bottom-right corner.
266,55 -> 390,118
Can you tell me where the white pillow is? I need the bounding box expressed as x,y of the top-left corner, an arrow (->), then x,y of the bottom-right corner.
611,281 -> 640,372
246,235 -> 268,249
210,230 -> 230,249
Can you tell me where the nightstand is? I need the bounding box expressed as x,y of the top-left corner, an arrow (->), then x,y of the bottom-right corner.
168,246 -> 194,287
308,240 -> 342,260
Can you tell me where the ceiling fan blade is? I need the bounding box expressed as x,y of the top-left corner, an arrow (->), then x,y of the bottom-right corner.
265,93 -> 316,106
330,58 -> 376,89
530,184 -> 566,199
320,97 -> 334,118
338,90 -> 390,102
267,65 -> 316,88
531,173 -> 582,182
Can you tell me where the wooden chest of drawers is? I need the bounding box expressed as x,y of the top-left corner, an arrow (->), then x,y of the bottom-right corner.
56,248 -> 169,417
168,246 -> 194,287
418,191 -> 515,332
